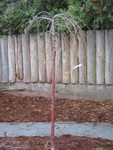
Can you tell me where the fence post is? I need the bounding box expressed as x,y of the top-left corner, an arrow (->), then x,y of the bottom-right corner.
15,34 -> 23,81
105,29 -> 113,84
87,31 -> 96,84
55,33 -> 62,83
8,35 -> 16,83
30,34 -> 38,82
70,33 -> 78,83
1,36 -> 9,83
62,33 -> 70,83
96,30 -> 105,84
38,34 -> 46,82
45,32 -> 52,82
78,31 -> 87,84
22,34 -> 31,83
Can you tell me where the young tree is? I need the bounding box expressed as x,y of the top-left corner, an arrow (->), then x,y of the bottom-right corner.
27,11 -> 81,150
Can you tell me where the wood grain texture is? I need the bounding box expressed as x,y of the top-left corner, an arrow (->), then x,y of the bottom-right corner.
62,33 -> 70,83
105,29 -> 113,84
45,32 -> 52,82
8,35 -> 15,83
70,33 -> 78,84
87,31 -> 96,84
22,34 -> 31,83
1,36 -> 9,83
78,31 -> 87,84
55,33 -> 62,83
96,30 -> 105,84
1,30 -> 113,87
38,34 -> 46,82
30,34 -> 38,82
15,35 -> 23,81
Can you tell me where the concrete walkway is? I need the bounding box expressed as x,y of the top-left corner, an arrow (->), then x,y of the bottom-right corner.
0,122 -> 113,140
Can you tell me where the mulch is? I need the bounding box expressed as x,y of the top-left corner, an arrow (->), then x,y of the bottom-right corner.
0,92 -> 113,149
0,92 -> 113,124
0,135 -> 113,150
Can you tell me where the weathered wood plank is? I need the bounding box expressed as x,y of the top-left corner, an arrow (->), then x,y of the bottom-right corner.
45,32 -> 52,82
38,34 -> 46,82
62,33 -> 70,83
96,30 -> 105,84
78,31 -> 87,84
15,35 -> 18,81
15,34 -> 23,80
70,33 -> 78,84
87,31 -> 96,84
30,34 -> 38,82
55,33 -> 62,83
22,34 -> 30,83
8,35 -> 15,83
1,36 -> 9,83
0,38 -> 2,82
105,29 -> 113,84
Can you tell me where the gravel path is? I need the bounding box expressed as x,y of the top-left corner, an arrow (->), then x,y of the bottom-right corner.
0,122 -> 113,140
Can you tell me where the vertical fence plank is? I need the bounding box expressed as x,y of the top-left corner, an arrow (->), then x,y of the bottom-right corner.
105,30 -> 113,84
15,35 -> 23,80
70,33 -> 78,83
1,36 -> 9,83
30,34 -> 38,82
8,35 -> 15,83
96,30 -> 105,84
38,34 -> 46,82
87,31 -> 96,84
78,31 -> 87,84
22,34 -> 31,83
45,32 -> 52,82
55,33 -> 62,83
15,35 -> 18,81
0,38 -> 1,82
62,33 -> 70,83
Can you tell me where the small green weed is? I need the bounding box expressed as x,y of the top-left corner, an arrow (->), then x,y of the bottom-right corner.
32,141 -> 39,147
96,148 -> 107,150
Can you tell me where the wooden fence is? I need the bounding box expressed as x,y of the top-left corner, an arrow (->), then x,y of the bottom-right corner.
0,30 -> 113,85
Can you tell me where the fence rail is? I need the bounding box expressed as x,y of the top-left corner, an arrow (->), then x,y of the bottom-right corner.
0,30 -> 113,85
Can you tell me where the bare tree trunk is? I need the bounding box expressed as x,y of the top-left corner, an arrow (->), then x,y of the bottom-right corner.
51,19 -> 55,150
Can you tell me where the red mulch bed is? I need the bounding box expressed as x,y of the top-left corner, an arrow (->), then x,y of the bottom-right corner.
0,92 -> 113,149
0,92 -> 113,124
0,136 -> 113,150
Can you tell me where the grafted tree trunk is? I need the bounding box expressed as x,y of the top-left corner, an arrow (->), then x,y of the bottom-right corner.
51,19 -> 55,150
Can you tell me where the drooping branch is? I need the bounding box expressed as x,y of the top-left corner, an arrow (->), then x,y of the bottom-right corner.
26,11 -> 82,150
